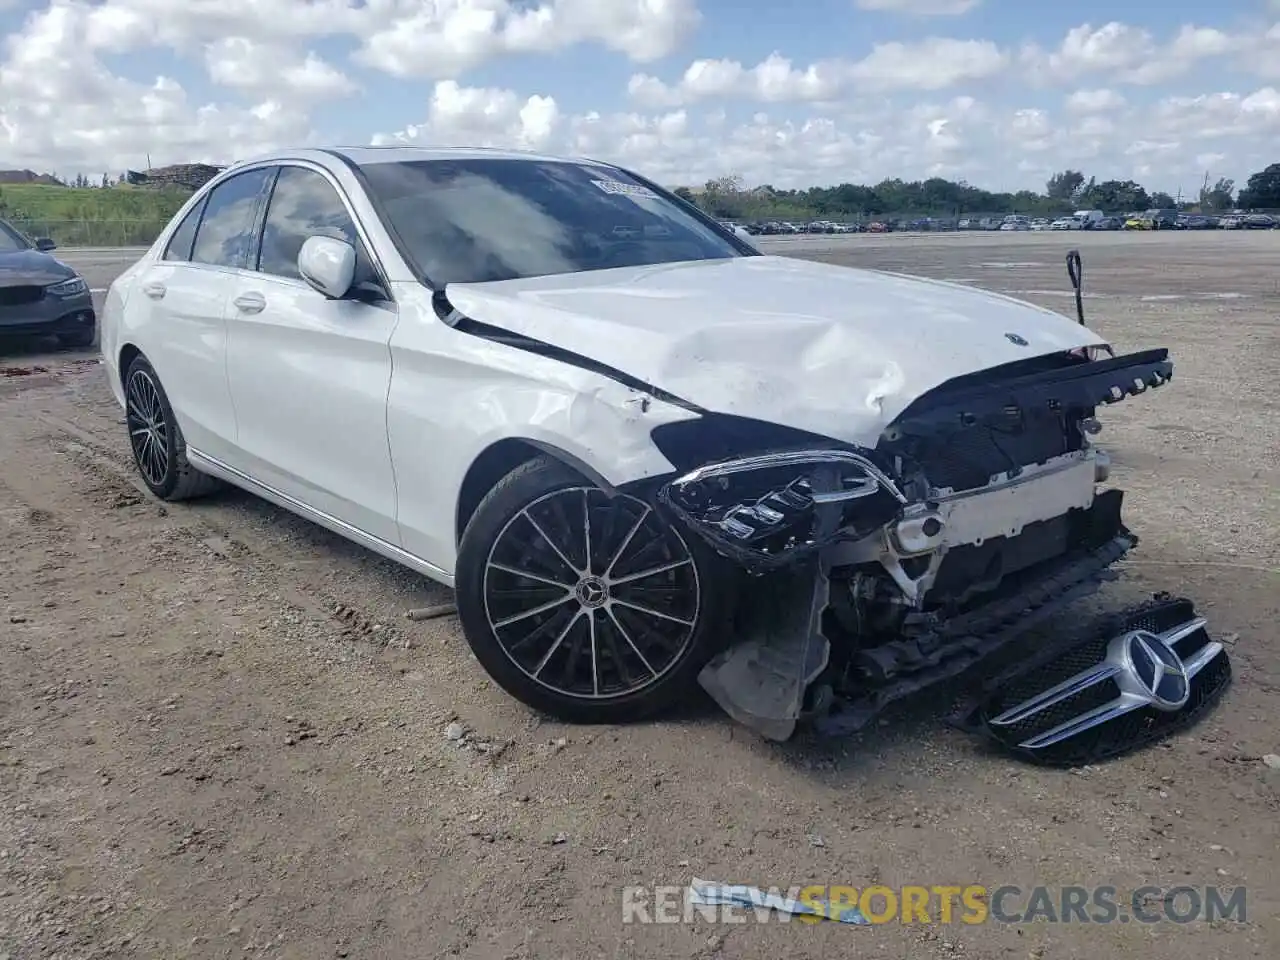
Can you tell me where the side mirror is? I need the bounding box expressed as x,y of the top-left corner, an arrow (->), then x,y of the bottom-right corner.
35,237 -> 56,251
298,235 -> 356,299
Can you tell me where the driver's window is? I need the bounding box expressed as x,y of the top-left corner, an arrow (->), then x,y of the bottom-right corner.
257,166 -> 361,280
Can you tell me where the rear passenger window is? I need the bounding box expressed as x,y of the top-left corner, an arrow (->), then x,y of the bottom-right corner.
163,196 -> 207,262
258,167 -> 360,280
190,169 -> 272,269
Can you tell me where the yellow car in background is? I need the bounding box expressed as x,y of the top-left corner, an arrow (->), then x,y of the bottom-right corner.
1124,215 -> 1153,230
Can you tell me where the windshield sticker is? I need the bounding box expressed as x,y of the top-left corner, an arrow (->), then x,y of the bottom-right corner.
592,179 -> 659,200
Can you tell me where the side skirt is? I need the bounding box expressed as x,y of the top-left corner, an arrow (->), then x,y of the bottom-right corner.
185,447 -> 455,588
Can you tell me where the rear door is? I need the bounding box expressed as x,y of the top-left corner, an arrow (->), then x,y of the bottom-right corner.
124,168 -> 272,461
223,163 -> 400,543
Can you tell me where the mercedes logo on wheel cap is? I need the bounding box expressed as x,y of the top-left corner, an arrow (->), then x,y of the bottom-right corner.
575,577 -> 609,609
1005,332 -> 1029,346
1123,630 -> 1190,710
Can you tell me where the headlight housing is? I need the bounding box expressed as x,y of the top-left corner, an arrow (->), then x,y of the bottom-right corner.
658,449 -> 905,572
46,277 -> 88,297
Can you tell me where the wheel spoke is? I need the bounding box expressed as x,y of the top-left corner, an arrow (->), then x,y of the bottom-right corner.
603,505 -> 649,578
531,611 -> 581,678
587,609 -> 600,695
606,607 -> 659,678
147,436 -> 165,484
611,599 -> 694,626
582,488 -> 593,575
522,509 -> 581,575
492,592 -> 573,629
608,558 -> 691,586
489,562 -> 574,589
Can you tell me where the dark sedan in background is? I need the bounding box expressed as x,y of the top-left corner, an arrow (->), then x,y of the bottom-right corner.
0,218 -> 96,350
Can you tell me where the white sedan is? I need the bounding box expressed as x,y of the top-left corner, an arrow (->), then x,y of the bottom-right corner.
101,147 -> 1207,748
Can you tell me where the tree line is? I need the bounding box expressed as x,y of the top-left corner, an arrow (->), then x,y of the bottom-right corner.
677,163 -> 1280,221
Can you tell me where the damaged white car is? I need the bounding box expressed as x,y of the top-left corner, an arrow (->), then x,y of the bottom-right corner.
102,148 -> 1230,762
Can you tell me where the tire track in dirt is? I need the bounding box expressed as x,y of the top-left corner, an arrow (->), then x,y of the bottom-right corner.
3,392 -> 596,959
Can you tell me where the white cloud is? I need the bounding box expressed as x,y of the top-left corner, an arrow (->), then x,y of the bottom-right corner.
204,38 -> 356,102
0,2 -> 314,173
628,38 -> 1006,106
629,53 -> 849,106
847,38 -> 1006,90
372,81 -> 561,151
1064,88 -> 1126,113
1021,22 -> 1237,86
853,0 -> 981,14
353,0 -> 701,78
1241,22 -> 1280,79
369,79 -> 1278,193
0,3 -> 1277,195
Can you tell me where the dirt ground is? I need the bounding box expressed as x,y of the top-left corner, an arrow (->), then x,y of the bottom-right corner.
2,231 -> 1277,959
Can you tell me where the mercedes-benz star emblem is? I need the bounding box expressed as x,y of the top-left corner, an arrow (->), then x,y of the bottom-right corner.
1123,630 -> 1190,710
576,578 -> 608,608
1005,332 -> 1029,346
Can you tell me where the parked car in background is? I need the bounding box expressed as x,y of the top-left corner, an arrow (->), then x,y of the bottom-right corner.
1241,214 -> 1277,229
999,215 -> 1031,231
1050,216 -> 1081,230
1124,215 -> 1152,230
1181,215 -> 1217,230
1095,216 -> 1124,230
0,218 -> 97,349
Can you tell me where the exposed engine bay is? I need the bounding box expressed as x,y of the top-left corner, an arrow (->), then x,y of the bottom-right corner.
645,254 -> 1231,758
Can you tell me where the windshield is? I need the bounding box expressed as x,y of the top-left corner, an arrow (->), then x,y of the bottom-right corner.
358,158 -> 748,285
0,220 -> 30,253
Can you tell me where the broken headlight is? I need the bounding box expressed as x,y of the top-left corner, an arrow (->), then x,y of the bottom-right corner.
657,450 -> 905,571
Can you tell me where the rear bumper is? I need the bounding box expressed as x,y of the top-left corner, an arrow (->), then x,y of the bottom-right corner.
0,292 -> 96,337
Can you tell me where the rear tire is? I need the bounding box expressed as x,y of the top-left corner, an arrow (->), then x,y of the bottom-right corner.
123,354 -> 222,501
455,456 -> 735,724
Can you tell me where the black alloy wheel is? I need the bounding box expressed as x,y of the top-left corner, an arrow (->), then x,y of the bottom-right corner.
455,457 -> 733,723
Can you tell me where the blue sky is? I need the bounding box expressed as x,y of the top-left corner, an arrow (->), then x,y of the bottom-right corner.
2,0 -> 1278,192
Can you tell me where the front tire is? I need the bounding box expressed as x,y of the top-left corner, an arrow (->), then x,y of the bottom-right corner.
123,354 -> 221,501
455,456 -> 734,724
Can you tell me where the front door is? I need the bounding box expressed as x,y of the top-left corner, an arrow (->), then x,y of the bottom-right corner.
223,164 -> 400,543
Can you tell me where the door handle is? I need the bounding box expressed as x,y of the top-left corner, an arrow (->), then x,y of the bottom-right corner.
233,292 -> 266,314
141,282 -> 166,299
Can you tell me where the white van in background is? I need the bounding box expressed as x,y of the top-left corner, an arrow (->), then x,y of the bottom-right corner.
1073,210 -> 1105,229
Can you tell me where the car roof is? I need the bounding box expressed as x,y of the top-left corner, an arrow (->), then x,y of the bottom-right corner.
229,145 -> 614,170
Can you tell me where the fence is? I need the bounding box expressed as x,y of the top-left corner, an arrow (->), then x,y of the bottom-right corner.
7,219 -> 171,247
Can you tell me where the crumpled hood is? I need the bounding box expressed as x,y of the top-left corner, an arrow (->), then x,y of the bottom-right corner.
445,255 -> 1108,446
0,249 -> 74,286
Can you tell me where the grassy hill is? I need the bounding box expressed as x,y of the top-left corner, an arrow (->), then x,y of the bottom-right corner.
0,183 -> 189,246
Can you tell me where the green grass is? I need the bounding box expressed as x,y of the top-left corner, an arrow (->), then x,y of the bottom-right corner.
0,183 -> 189,246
